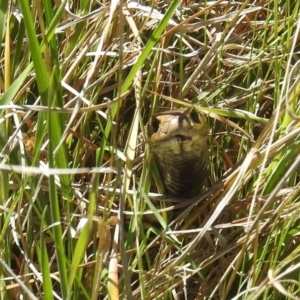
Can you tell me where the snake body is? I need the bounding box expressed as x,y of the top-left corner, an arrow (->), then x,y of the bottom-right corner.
146,107 -> 209,198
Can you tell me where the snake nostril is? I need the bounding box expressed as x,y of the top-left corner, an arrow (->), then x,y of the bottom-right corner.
190,109 -> 201,124
151,117 -> 160,132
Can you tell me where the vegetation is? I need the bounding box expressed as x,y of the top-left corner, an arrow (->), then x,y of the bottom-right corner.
1,0 -> 300,299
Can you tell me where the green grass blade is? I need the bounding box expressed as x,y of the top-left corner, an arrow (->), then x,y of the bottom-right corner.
0,64 -> 32,108
46,72 -> 69,299
36,210 -> 54,300
120,0 -> 181,94
0,0 -> 9,41
18,1 -> 50,103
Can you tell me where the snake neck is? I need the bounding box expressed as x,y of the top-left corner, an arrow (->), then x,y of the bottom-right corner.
154,147 -> 209,198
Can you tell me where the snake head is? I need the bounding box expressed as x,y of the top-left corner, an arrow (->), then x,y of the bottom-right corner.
146,107 -> 208,154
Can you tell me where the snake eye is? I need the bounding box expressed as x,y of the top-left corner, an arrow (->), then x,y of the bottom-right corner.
151,117 -> 160,132
190,109 -> 201,124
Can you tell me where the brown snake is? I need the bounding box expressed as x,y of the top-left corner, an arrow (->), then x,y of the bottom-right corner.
146,106 -> 209,198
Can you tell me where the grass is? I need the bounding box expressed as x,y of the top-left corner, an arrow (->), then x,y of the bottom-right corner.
1,0 -> 300,299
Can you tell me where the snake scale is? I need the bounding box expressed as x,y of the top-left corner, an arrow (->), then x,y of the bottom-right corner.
146,106 -> 209,198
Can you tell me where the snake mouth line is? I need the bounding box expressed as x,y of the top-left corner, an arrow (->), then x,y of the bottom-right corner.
174,134 -> 192,143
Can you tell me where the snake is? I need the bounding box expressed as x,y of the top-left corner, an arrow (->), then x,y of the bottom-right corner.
146,106 -> 209,198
